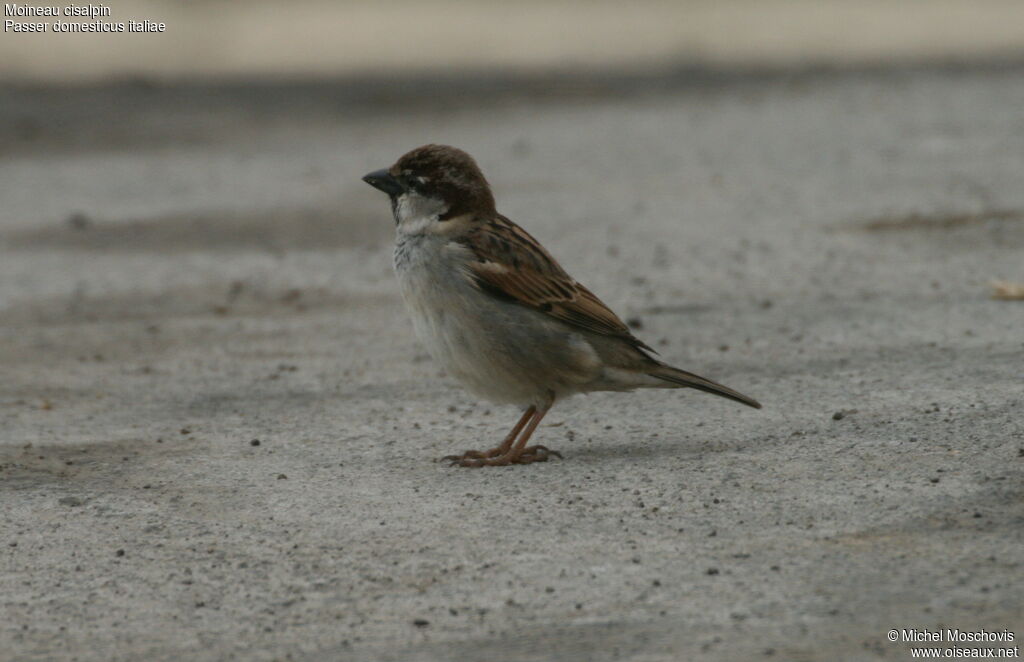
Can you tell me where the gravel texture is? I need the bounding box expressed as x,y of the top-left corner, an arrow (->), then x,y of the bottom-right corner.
1,65 -> 1023,661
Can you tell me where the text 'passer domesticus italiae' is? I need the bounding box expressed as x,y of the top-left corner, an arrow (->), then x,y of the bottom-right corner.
363,145 -> 761,468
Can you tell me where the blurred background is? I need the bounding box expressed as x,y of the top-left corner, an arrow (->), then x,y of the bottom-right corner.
3,3 -> 1024,661
3,0 -> 1024,82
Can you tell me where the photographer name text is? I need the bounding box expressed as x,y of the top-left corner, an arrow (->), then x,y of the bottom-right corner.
896,629 -> 1016,644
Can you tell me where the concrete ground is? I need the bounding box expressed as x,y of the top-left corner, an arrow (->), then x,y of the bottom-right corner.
1,65 -> 1023,661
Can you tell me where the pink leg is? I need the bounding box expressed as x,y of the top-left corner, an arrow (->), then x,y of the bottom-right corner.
442,406 -> 535,463
451,403 -> 562,468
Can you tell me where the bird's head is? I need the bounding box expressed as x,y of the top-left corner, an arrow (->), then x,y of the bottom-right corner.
362,144 -> 495,234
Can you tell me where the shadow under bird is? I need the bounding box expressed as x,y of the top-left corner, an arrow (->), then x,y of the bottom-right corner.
363,145 -> 761,467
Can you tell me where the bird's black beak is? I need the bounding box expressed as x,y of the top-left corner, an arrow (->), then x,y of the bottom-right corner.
362,169 -> 405,197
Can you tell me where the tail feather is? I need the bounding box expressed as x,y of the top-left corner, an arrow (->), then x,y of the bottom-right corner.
648,364 -> 762,409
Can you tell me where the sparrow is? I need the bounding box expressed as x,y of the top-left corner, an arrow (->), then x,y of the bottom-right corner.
363,145 -> 761,467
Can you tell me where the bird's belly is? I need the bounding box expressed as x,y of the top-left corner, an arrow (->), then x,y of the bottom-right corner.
394,245 -> 599,405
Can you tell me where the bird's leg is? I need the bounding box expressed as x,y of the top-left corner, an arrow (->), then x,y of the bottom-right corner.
443,406 -> 535,463
452,403 -> 562,468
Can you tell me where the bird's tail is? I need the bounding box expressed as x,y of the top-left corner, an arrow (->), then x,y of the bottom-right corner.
647,363 -> 762,409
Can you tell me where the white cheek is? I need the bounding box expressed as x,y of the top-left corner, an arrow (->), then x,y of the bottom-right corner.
395,192 -> 448,235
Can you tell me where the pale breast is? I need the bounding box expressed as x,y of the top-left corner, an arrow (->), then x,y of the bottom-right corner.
393,234 -> 601,406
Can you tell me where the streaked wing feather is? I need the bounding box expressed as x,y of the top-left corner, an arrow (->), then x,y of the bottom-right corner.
459,215 -> 655,353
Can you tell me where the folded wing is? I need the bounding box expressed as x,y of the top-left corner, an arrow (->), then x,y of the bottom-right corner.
459,215 -> 655,354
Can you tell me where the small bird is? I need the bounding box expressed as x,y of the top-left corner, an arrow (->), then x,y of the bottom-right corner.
363,145 -> 760,467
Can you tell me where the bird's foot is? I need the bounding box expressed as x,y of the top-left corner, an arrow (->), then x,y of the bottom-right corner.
445,445 -> 562,468
442,447 -> 504,462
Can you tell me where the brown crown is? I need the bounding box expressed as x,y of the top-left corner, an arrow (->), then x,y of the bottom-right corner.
391,145 -> 496,219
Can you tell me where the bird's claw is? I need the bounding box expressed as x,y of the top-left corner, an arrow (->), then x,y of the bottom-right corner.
443,445 -> 562,468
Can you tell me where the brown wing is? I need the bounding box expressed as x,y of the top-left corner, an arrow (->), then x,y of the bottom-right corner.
458,215 -> 655,353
